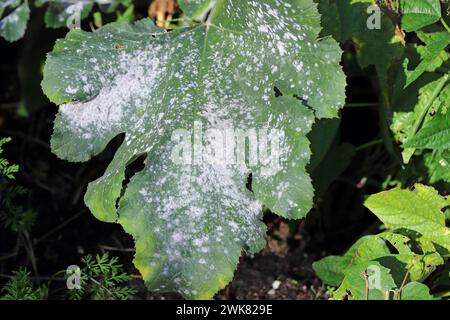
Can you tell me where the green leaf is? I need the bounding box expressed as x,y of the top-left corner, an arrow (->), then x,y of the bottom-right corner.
400,0 -> 442,32
315,186 -> 448,297
313,256 -> 352,287
313,236 -> 389,287
390,56 -> 450,181
315,230 -> 446,291
36,0 -> 132,28
0,0 -> 21,18
378,232 -> 444,282
318,0 -> 404,79
0,2 -> 30,42
405,32 -> 450,87
331,261 -> 396,300
42,0 -> 346,299
400,282 -> 434,300
42,1 -> 94,28
425,149 -> 450,183
364,184 -> 450,251
307,118 -> 340,172
115,4 -> 134,24
311,143 -> 355,196
179,0 -> 213,19
404,111 -> 450,150
391,72 -> 449,163
17,11 -> 56,116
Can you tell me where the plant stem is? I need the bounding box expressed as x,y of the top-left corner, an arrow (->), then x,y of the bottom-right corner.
356,139 -> 384,152
361,272 -> 369,300
345,102 -> 378,108
33,209 -> 86,245
397,269 -> 410,300
441,18 -> 450,33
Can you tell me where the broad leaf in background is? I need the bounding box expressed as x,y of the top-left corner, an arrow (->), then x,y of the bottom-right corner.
36,0 -> 94,28
400,282 -> 434,300
0,1 -> 30,42
365,184 -> 450,250
307,118 -> 341,172
42,0 -> 346,299
307,117 -> 356,197
317,0 -> 404,164
400,0 -> 442,32
0,0 -> 134,41
17,9 -> 61,117
310,143 -> 355,197
318,0 -> 404,80
178,0 -> 213,19
0,0 -> 21,17
35,0 -> 132,28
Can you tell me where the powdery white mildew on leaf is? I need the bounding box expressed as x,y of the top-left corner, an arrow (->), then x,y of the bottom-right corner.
43,0 -> 346,299
0,2 -> 30,42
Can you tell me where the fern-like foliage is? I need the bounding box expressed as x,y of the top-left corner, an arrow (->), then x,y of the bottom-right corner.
0,137 -> 19,180
67,253 -> 137,300
0,185 -> 35,233
0,268 -> 47,300
0,137 -> 35,233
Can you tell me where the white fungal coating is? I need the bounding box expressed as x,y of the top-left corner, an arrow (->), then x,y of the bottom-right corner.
48,0 -> 346,298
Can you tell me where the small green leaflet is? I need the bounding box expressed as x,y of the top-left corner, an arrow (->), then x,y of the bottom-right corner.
43,0 -> 346,299
400,0 -> 442,32
0,1 -> 30,42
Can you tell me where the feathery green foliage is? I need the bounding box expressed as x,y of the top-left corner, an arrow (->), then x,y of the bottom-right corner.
67,253 -> 137,300
0,268 -> 47,300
